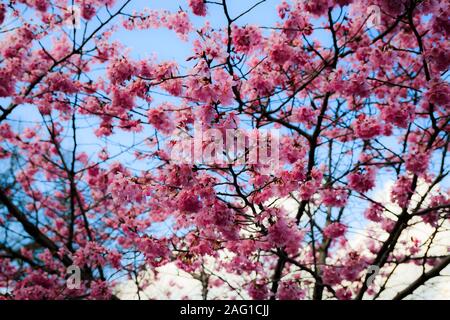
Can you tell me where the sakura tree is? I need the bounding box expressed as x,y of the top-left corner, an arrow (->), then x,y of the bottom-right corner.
0,0 -> 449,300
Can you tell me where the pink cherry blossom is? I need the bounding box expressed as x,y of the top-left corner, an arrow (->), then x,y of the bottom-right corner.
188,0 -> 207,17
277,280 -> 305,300
247,280 -> 269,300
348,167 -> 376,193
364,203 -> 384,222
320,187 -> 349,207
353,114 -> 383,140
0,0 -> 448,302
0,4 -> 6,25
405,148 -> 431,175
232,25 -> 262,53
323,222 -> 347,239
391,175 -> 413,208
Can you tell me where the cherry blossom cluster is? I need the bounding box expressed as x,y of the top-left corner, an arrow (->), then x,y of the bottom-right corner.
0,0 -> 448,301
